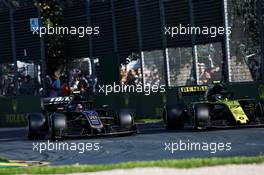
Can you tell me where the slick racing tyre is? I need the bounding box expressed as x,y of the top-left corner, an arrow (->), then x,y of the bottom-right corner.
116,110 -> 134,130
163,104 -> 185,130
27,113 -> 46,140
51,113 -> 67,140
194,104 -> 210,130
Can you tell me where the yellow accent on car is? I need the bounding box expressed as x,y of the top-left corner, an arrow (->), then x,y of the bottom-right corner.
180,86 -> 208,93
221,100 -> 249,124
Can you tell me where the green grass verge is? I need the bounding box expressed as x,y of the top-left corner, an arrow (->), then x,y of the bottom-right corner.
135,118 -> 162,124
1,156 -> 264,175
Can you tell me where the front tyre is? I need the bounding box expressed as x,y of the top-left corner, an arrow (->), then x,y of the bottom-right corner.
194,104 -> 210,130
116,110 -> 135,130
163,104 -> 185,130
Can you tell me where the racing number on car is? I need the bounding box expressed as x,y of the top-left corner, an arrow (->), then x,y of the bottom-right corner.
89,115 -> 98,120
88,115 -> 101,125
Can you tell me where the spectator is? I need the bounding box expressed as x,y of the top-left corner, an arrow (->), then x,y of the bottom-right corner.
87,74 -> 98,92
50,75 -> 61,97
70,74 -> 80,91
45,75 -> 52,96
5,81 -> 15,96
19,75 -> 34,95
127,70 -> 137,85
60,76 -> 70,96
120,59 -> 143,85
120,65 -> 128,85
198,63 -> 211,85
248,58 -> 261,81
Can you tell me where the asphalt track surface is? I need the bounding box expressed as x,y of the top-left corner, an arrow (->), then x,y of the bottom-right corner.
0,123 -> 264,165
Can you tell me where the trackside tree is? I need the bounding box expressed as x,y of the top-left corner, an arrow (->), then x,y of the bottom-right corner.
35,0 -> 64,76
232,0 -> 261,55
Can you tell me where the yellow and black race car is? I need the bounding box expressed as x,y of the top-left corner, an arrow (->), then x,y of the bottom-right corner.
163,82 -> 264,130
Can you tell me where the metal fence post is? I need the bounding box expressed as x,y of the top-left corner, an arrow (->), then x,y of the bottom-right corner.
85,0 -> 95,75
257,0 -> 264,82
110,0 -> 117,53
188,0 -> 198,85
222,0 -> 231,83
159,0 -> 169,88
37,7 -> 47,96
3,0 -> 18,95
261,1 -> 264,82
134,0 -> 145,86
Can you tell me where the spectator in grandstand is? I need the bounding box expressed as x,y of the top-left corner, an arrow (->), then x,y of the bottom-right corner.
143,65 -> 161,86
19,76 -> 25,95
70,74 -> 80,91
198,54 -> 221,85
49,75 -> 61,97
120,59 -> 143,86
78,75 -> 89,93
127,70 -> 137,85
80,74 -> 88,87
45,75 -> 52,96
252,60 -> 260,80
248,58 -> 261,81
120,64 -> 128,85
79,80 -> 88,92
60,75 -> 70,96
87,74 -> 98,92
70,73 -> 88,92
19,75 -> 34,95
208,54 -> 220,75
5,83 -> 15,96
198,63 -> 211,85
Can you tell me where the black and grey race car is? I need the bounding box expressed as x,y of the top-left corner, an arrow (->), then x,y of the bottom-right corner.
27,95 -> 137,139
163,82 -> 264,130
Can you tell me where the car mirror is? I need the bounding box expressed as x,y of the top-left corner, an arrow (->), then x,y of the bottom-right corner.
102,105 -> 109,108
57,107 -> 64,111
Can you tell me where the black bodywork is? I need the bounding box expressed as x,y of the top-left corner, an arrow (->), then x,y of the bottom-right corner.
27,96 -> 137,139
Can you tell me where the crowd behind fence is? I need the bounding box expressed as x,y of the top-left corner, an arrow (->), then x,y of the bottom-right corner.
0,0 -> 263,96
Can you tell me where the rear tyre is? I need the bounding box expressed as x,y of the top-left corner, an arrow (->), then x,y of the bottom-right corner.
27,113 -> 46,140
163,104 -> 185,130
194,104 -> 210,130
51,113 -> 66,140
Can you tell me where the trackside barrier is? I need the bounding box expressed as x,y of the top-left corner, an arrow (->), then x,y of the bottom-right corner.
0,83 -> 262,127
93,82 -> 263,119
0,96 -> 41,127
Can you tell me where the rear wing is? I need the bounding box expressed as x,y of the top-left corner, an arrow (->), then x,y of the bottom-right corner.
42,96 -> 73,111
179,85 -> 208,96
178,85 -> 208,102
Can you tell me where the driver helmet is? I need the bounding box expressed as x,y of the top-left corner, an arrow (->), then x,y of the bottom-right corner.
205,81 -> 225,100
76,103 -> 84,112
